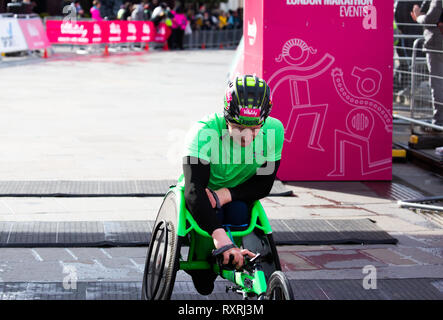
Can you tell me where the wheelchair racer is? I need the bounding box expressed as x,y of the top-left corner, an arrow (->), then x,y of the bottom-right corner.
176,75 -> 284,295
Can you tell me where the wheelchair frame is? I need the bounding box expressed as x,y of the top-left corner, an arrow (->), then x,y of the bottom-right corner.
173,186 -> 273,296
142,186 -> 293,300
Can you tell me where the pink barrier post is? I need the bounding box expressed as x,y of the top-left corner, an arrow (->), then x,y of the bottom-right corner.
243,0 -> 393,181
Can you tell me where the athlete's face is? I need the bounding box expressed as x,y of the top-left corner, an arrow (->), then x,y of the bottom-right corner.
227,122 -> 262,147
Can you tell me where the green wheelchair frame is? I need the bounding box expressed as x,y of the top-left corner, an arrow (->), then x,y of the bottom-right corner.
141,186 -> 294,300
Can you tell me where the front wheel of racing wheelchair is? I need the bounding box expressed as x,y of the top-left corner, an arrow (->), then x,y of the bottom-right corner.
141,187 -> 294,300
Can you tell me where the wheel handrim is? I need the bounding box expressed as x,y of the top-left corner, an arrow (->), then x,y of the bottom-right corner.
146,220 -> 169,299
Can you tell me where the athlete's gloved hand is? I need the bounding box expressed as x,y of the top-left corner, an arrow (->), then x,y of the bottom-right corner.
222,247 -> 256,270
212,229 -> 255,270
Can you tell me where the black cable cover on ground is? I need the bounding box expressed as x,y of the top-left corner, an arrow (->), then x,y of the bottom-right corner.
0,219 -> 397,248
0,180 -> 293,197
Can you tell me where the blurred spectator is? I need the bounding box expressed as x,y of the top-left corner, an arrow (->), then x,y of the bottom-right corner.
201,11 -> 214,30
143,1 -> 153,20
218,11 -> 228,29
394,0 -> 423,98
151,1 -> 167,26
227,10 -> 241,29
151,0 -> 159,10
6,0 -> 36,13
83,1 -> 243,33
117,3 -> 125,19
118,2 -> 132,20
199,4 -> 207,15
192,9 -> 203,30
169,5 -> 187,50
90,0 -> 102,21
22,0 -> 36,13
131,2 -> 145,20
74,1 -> 84,17
100,0 -> 122,19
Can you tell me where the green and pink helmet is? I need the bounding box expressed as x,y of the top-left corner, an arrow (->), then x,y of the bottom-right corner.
224,75 -> 273,127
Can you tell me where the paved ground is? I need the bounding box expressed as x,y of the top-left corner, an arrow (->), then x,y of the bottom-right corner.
0,48 -> 229,180
0,48 -> 442,300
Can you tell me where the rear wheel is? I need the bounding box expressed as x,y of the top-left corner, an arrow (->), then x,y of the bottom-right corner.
265,271 -> 294,300
142,192 -> 181,300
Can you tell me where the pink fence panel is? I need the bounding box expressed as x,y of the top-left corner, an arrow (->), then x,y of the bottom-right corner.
18,18 -> 50,50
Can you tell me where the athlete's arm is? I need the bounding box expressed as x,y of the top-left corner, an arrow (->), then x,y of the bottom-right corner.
228,160 -> 281,203
183,156 -> 222,235
183,156 -> 255,269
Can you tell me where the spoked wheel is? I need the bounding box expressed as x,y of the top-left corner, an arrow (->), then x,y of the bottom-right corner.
264,271 -> 294,300
142,192 -> 181,300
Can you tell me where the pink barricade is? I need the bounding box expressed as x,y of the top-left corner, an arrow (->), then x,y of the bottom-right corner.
45,20 -> 106,44
243,0 -> 393,181
45,20 -> 166,45
18,18 -> 51,50
0,17 -> 50,53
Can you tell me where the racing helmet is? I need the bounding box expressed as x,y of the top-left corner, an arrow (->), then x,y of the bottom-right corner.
223,75 -> 273,127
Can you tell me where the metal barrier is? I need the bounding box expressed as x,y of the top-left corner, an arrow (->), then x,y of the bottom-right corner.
394,18 -> 443,132
184,28 -> 243,50
0,13 -> 39,18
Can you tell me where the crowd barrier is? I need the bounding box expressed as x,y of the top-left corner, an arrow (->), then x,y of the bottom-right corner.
183,28 -> 243,50
394,24 -> 443,132
0,13 -> 50,58
44,17 -> 242,54
45,18 -> 170,46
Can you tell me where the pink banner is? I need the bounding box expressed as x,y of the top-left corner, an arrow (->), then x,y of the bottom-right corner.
46,20 -> 99,44
153,23 -> 172,42
46,20 -> 162,45
18,18 -> 50,50
244,0 -> 393,181
136,21 -> 155,42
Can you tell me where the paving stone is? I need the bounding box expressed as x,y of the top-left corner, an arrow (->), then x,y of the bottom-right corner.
395,247 -> 443,265
62,248 -> 111,261
0,278 -> 442,300
100,247 -> 147,259
0,248 -> 35,262
277,245 -> 334,252
32,248 -> 78,261
0,261 -> 64,282
361,248 -> 417,266
369,216 -> 432,233
431,280 -> 443,293
278,251 -> 320,271
296,250 -> 386,269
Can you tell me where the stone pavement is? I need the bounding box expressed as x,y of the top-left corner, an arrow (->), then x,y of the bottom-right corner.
0,172 -> 441,299
0,49 -> 442,299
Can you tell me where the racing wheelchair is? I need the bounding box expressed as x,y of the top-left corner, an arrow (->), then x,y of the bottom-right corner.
141,186 -> 294,300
